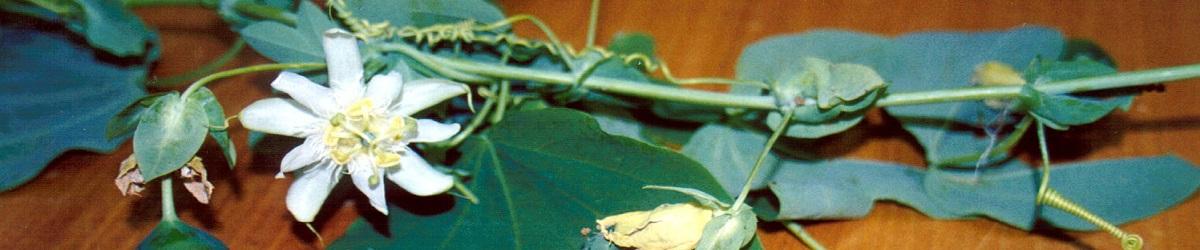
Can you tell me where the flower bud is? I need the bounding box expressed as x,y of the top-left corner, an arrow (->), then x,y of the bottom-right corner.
596,203 -> 715,250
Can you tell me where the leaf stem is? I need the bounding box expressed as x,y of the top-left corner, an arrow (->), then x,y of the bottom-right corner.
377,41 -> 1200,110
784,221 -> 827,250
731,107 -> 793,211
180,62 -> 325,99
234,1 -> 297,26
161,178 -> 179,222
875,63 -> 1200,107
585,0 -> 601,48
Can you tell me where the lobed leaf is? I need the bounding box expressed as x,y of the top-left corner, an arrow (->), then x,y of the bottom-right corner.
758,156 -> 1200,231
0,23 -> 148,191
187,87 -> 236,168
239,1 -> 332,63
333,108 -> 760,249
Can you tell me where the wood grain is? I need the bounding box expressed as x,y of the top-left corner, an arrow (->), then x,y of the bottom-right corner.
1,1 -> 1197,249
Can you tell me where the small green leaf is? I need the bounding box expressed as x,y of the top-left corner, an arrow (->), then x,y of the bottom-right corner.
607,32 -> 656,57
239,1 -> 332,63
344,0 -> 505,28
107,93 -> 169,139
1018,58 -> 1131,130
333,108 -> 743,249
134,93 -> 208,181
878,26 -> 1064,167
186,87 -> 236,168
681,123 -> 779,197
137,219 -> 227,250
75,0 -> 156,57
695,207 -> 757,250
734,31 -> 891,138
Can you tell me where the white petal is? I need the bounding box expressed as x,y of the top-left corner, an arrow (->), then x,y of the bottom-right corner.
279,136 -> 327,176
390,79 -> 469,116
365,71 -> 405,110
386,148 -> 453,196
410,119 -> 460,143
240,98 -> 322,137
349,160 -> 387,215
271,71 -> 337,117
322,29 -> 364,105
285,163 -> 342,222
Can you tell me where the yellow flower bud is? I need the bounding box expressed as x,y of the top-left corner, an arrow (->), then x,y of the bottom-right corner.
973,61 -> 1027,109
596,203 -> 715,250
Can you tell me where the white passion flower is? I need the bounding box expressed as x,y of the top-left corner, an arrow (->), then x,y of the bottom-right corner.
240,29 -> 469,222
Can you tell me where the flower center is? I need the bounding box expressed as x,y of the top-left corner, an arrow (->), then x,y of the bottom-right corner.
322,99 -> 417,168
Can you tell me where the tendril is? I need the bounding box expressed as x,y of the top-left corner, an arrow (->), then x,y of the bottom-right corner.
1035,121 -> 1142,250
326,0 -> 766,88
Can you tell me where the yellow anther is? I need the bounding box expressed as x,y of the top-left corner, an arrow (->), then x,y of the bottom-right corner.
345,98 -> 375,119
373,149 -> 402,168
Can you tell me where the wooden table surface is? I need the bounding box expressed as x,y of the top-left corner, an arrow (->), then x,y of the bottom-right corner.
2,1 -> 1199,249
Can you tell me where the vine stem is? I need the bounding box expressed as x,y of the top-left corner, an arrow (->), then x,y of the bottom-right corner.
377,42 -> 1200,110
585,0 -> 601,48
731,107 -> 793,211
180,63 -> 325,99
784,221 -> 827,250
161,178 -> 179,222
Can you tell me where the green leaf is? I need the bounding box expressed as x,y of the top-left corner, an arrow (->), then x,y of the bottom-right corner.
75,0 -> 155,57
643,185 -> 729,209
239,1 -> 331,63
696,207 -> 757,250
107,93 -> 169,139
134,93 -> 208,181
344,0 -> 505,28
333,108 -> 741,249
137,219 -> 227,250
217,0 -> 294,28
759,156 -> 1200,231
681,123 -> 779,197
1040,155 -> 1200,230
1018,58 -> 1131,130
734,31 -> 891,138
0,22 -> 149,191
187,87 -> 236,168
878,26 -> 1064,167
1061,39 -> 1116,67
607,32 -> 655,57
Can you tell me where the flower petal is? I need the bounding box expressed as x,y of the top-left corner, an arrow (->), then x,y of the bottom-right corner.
389,79 -> 469,117
285,163 -> 341,222
271,71 -> 337,117
365,71 -> 405,110
240,98 -> 323,137
410,119 -> 460,143
386,148 -> 453,196
279,136 -> 328,177
349,158 -> 387,215
322,29 -> 364,105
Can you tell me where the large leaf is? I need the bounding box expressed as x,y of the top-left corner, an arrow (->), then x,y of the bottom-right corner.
0,22 -> 148,191
759,156 -> 1200,231
343,0 -> 505,28
333,108 -> 760,249
733,30 -> 890,139
878,26 -> 1064,167
239,1 -> 332,63
681,123 -> 779,197
137,219 -> 227,250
